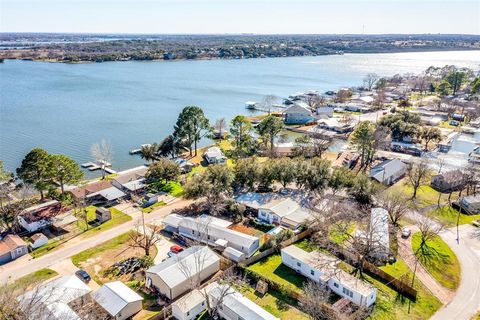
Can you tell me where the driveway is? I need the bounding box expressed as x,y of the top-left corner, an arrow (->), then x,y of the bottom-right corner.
431,225 -> 480,320
0,198 -> 193,285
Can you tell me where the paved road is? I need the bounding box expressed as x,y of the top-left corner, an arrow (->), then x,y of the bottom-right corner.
0,199 -> 192,285
431,225 -> 480,320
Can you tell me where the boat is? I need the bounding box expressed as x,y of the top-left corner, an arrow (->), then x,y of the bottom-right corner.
129,148 -> 142,155
245,101 -> 257,109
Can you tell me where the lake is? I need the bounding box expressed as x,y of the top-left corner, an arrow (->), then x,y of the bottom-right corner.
1,50 -> 479,175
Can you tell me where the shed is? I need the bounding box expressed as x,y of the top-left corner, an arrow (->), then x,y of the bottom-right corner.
95,207 -> 112,223
93,281 -> 143,320
222,246 -> 246,262
172,289 -> 207,320
30,233 -> 48,249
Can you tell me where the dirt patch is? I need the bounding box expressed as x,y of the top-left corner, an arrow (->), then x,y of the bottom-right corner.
78,239 -> 157,285
229,222 -> 265,238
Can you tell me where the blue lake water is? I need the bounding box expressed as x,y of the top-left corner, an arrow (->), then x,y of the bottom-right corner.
1,50 -> 479,174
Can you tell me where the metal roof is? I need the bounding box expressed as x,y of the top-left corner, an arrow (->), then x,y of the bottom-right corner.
93,281 -> 143,317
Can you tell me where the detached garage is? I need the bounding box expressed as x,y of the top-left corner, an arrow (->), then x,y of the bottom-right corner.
93,281 -> 143,320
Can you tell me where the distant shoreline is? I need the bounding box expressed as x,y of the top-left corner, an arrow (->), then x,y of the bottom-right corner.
2,47 -> 480,64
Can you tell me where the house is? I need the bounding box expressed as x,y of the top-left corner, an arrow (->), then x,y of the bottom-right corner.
369,158 -> 406,185
85,186 -> 126,206
369,208 -> 390,259
172,289 -> 207,320
458,195 -> 480,214
69,180 -> 112,203
17,275 -> 92,320
208,282 -> 280,320
317,118 -> 354,133
431,170 -> 465,192
281,245 -> 377,307
111,166 -> 148,194
145,246 -> 220,300
176,215 -> 260,257
17,200 -> 66,233
283,103 -> 315,124
95,207 -> 112,223
204,147 -> 227,164
0,234 -> 28,265
316,106 -> 334,118
30,233 -> 48,249
236,192 -> 314,229
93,281 -> 143,320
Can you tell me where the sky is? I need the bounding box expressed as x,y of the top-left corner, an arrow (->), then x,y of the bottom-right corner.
1,0 -> 479,35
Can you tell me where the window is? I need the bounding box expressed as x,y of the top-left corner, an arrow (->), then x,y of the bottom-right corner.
310,270 -> 315,276
16,248 -> 23,254
202,302 -> 205,306
334,282 -> 339,288
297,262 -> 301,267
187,311 -> 190,316
342,287 -> 354,298
192,230 -> 195,234
208,235 -> 210,240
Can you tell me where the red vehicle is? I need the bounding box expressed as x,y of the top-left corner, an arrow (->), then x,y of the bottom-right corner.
170,245 -> 184,254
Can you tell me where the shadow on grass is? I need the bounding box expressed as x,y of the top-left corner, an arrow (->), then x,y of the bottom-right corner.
272,264 -> 305,288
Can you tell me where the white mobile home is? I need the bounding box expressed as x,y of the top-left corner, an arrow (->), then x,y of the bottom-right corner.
209,283 -> 280,320
177,216 -> 260,257
93,281 -> 143,320
281,245 -> 377,307
145,246 -> 220,300
369,159 -> 406,185
172,289 -> 207,320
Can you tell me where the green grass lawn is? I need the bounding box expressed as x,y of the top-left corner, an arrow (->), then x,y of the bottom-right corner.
30,238 -> 65,258
141,201 -> 166,214
240,286 -> 309,320
389,179 -> 458,209
246,254 -> 305,293
11,268 -> 58,288
411,232 -> 460,290
329,222 -> 355,245
77,206 -> 132,238
71,232 -> 131,267
427,206 -> 480,227
367,258 -> 442,320
161,181 -> 184,197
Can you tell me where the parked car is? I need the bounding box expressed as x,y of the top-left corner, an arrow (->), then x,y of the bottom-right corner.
170,245 -> 184,254
472,220 -> 480,228
167,251 -> 176,258
75,270 -> 91,282
401,227 -> 412,238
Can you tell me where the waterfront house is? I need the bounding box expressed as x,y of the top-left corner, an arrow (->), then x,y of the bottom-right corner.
17,200 -> 67,233
17,275 -> 92,320
111,166 -> 148,194
0,234 -> 28,265
458,195 -> 480,215
93,281 -> 143,320
431,169 -> 465,192
317,118 -> 354,133
369,158 -> 406,185
208,282 -> 280,320
283,103 -> 315,124
69,180 -> 113,203
281,245 -> 377,307
236,192 -> 314,229
204,147 -> 227,165
145,246 -> 220,300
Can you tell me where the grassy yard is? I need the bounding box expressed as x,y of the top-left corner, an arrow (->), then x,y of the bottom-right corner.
411,232 -> 460,290
11,268 -> 59,288
141,201 -> 166,214
71,232 -> 131,267
161,181 -> 184,197
77,206 -> 132,237
427,206 -> 480,227
389,179 -> 458,209
240,286 -> 309,320
246,254 -> 305,293
367,258 -> 442,320
30,238 -> 65,258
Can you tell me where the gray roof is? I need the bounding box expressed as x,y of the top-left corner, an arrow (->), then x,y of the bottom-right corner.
93,281 -> 143,317
122,178 -> 146,191
284,103 -> 312,115
370,158 -> 406,182
146,246 -> 220,289
87,186 -> 126,201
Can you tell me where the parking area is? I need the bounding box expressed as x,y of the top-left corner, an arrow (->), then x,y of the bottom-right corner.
154,236 -> 178,264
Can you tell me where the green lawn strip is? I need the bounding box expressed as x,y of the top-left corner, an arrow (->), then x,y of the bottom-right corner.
427,206 -> 480,227
366,258 -> 442,320
30,238 -> 65,258
245,254 -> 305,293
11,268 -> 59,288
161,181 -> 184,197
141,201 -> 167,214
240,286 -> 309,320
411,232 -> 460,290
78,206 -> 132,238
71,232 -> 131,267
388,179 -> 458,209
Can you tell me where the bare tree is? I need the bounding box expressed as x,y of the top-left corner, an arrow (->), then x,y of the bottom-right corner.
129,212 -> 163,256
299,281 -> 337,320
377,190 -> 409,227
262,94 -> 278,115
213,118 -> 227,139
363,73 -> 379,91
406,159 -> 431,199
0,185 -> 35,233
338,113 -> 355,128
305,94 -> 325,111
90,139 -> 112,179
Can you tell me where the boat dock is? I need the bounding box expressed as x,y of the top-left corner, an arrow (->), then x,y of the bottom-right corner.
81,160 -> 115,173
